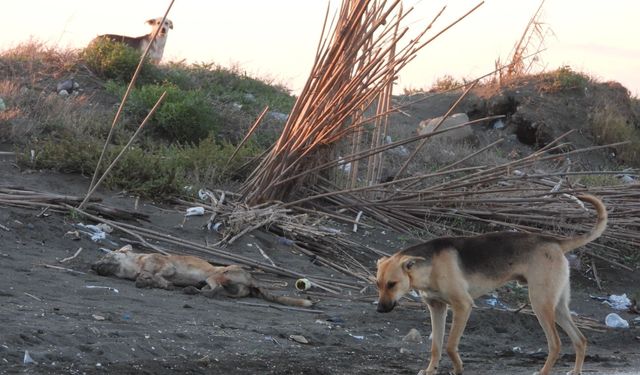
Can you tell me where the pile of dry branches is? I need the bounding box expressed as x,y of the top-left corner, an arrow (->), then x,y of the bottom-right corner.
240,0 -> 482,204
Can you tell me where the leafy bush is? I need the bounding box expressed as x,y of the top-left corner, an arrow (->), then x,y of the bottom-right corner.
107,82 -> 220,143
82,38 -> 159,82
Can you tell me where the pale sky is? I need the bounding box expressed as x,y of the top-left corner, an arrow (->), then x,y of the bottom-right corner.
1,1 -> 639,96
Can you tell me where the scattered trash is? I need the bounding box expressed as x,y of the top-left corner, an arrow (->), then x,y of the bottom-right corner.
620,175 -> 635,184
185,206 -> 205,216
484,293 -> 509,309
319,226 -> 341,234
326,316 -> 345,325
76,223 -> 108,242
0,98 -> 5,112
23,350 -> 36,365
264,335 -> 280,345
122,312 -> 132,321
277,237 -> 294,246
63,230 -> 81,240
402,328 -> 422,343
92,314 -> 106,321
86,285 -> 119,294
348,333 -> 364,340
95,223 -> 113,234
289,335 -> 309,344
605,313 -> 629,328
592,294 -> 632,310
493,119 -> 505,129
295,278 -> 312,291
208,222 -> 223,232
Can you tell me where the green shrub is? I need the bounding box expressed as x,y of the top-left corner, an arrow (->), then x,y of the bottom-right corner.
82,38 -> 159,82
107,82 -> 220,143
551,66 -> 589,91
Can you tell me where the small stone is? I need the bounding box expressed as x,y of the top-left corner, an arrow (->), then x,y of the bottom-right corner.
402,328 -> 422,343
289,334 -> 309,344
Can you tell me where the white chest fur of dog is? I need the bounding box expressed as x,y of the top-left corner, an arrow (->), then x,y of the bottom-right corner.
91,17 -> 173,63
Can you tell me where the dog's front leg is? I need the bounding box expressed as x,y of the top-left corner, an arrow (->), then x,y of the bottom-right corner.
445,295 -> 473,375
422,299 -> 447,375
135,272 -> 172,290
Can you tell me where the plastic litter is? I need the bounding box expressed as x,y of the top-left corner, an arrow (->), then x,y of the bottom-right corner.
185,207 -> 205,216
23,350 -> 36,365
76,223 -> 107,242
348,333 -> 364,340
605,313 -> 629,328
295,278 -> 311,291
599,294 -> 632,310
402,328 -> 422,343
277,237 -> 294,246
86,285 -> 119,293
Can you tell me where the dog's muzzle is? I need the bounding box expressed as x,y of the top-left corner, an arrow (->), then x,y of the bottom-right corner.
376,299 -> 396,313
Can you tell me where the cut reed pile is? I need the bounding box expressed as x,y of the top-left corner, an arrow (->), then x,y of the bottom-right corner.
237,0 -> 638,271
240,0 -> 483,204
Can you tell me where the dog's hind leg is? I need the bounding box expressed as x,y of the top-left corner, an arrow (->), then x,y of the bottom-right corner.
445,294 -> 473,375
529,288 -> 562,375
135,271 -> 173,289
555,283 -> 586,375
423,299 -> 447,375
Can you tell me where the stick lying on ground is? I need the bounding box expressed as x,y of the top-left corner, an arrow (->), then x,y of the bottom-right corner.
92,245 -> 314,308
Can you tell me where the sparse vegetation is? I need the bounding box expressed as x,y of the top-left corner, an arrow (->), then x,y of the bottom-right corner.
550,65 -> 590,91
430,74 -> 463,92
82,38 -> 159,82
590,104 -> 640,164
1,41 -> 294,198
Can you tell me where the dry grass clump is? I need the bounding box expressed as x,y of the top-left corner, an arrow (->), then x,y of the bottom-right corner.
591,104 -> 640,165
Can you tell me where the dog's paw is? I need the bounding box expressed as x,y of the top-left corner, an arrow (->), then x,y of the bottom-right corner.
417,369 -> 438,375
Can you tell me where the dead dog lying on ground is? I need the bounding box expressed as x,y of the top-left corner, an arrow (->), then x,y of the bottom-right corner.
92,245 -> 313,307
90,17 -> 173,63
376,194 -> 607,375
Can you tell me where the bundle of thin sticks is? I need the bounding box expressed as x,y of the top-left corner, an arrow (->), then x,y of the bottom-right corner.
240,0 -> 483,204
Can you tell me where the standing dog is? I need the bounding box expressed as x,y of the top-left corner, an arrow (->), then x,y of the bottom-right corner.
91,17 -> 173,63
376,194 -> 607,375
92,245 -> 313,308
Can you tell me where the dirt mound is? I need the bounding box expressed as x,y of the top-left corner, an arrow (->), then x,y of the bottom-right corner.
393,74 -> 639,170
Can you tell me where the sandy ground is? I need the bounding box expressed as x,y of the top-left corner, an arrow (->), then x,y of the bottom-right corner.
1,151 -> 639,375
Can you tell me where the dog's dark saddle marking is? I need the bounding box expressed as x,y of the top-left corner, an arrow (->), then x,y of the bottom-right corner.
402,232 -> 558,277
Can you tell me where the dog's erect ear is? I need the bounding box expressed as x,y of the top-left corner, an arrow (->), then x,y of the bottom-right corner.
116,244 -> 133,253
376,256 -> 389,268
146,18 -> 158,25
401,256 -> 425,272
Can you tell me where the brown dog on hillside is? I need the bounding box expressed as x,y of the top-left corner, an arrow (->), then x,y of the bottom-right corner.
90,17 -> 173,63
376,194 -> 607,375
92,245 -> 312,308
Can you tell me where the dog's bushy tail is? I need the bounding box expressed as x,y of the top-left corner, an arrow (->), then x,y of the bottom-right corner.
559,194 -> 608,252
250,287 -> 313,308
